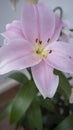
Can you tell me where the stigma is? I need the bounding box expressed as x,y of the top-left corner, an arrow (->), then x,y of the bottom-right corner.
35,38 -> 48,58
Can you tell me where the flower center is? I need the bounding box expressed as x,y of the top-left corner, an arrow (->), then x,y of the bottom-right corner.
35,39 -> 48,58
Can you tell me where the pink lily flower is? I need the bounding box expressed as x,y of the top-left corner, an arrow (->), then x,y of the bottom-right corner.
60,27 -> 73,43
1,3 -> 73,98
59,20 -> 73,43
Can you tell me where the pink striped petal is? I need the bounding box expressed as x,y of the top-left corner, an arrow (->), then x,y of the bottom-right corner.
22,3 -> 39,43
60,33 -> 69,43
22,3 -> 55,43
0,39 -> 41,74
1,21 -> 24,44
31,60 -> 59,98
46,41 -> 73,73
36,3 -> 55,43
50,16 -> 65,42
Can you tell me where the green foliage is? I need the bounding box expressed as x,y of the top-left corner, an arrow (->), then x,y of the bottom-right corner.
38,96 -> 57,113
0,70 -> 73,130
10,81 -> 38,124
54,114 -> 73,130
0,100 -> 14,121
55,70 -> 72,102
26,102 -> 43,130
9,71 -> 28,84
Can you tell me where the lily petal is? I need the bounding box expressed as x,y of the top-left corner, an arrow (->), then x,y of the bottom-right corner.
1,20 -> 24,44
22,3 -> 39,43
46,41 -> 73,74
50,15 -> 64,42
0,39 -> 41,74
37,3 -> 55,43
31,60 -> 59,98
22,3 -> 55,43
22,69 -> 31,80
60,33 -> 69,43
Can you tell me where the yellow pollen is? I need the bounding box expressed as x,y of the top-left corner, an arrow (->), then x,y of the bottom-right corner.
35,41 -> 48,58
41,51 -> 48,58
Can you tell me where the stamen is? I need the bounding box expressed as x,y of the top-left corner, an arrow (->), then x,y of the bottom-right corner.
36,38 -> 42,45
39,40 -> 42,44
36,38 -> 39,43
35,38 -> 48,58
49,50 -> 52,54
47,38 -> 50,43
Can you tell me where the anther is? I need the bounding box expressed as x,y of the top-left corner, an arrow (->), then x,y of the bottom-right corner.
36,38 -> 39,43
39,40 -> 42,44
47,38 -> 50,43
49,50 -> 52,54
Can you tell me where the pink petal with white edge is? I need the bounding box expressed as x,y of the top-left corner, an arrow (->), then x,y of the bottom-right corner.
22,3 -> 55,43
22,3 -> 39,43
37,3 -> 55,43
46,41 -> 73,74
50,15 -> 65,42
1,20 -> 24,44
0,39 -> 41,74
31,60 -> 59,98
23,69 -> 31,80
60,33 -> 69,43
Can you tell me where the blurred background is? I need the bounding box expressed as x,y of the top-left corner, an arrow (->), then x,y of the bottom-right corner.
0,0 -> 73,92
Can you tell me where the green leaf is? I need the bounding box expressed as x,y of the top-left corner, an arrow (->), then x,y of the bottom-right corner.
0,100 -> 14,121
10,81 -> 37,124
27,102 -> 43,130
54,114 -> 73,130
38,96 -> 56,113
55,70 -> 72,102
9,71 -> 28,84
